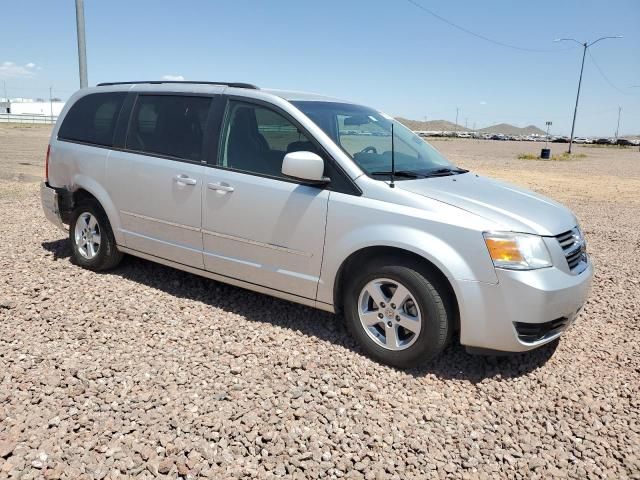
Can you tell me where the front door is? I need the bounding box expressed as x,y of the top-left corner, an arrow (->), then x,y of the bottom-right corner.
107,94 -> 212,268
202,100 -> 329,299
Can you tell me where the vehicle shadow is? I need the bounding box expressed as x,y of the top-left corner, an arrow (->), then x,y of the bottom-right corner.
42,238 -> 559,382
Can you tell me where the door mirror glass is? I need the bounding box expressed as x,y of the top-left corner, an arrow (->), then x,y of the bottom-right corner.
282,151 -> 328,183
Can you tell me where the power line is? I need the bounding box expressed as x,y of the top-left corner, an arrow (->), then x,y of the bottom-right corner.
587,50 -> 632,95
404,0 -> 575,53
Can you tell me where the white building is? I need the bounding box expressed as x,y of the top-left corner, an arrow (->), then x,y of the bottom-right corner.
8,100 -> 65,117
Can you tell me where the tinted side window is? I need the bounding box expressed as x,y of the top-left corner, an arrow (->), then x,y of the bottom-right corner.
58,92 -> 126,146
221,101 -> 318,178
126,95 -> 211,161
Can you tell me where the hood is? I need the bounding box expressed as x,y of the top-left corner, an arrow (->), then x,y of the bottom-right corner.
396,173 -> 577,236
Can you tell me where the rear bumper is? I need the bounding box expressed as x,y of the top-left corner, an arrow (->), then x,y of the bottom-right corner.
457,260 -> 593,352
40,181 -> 67,233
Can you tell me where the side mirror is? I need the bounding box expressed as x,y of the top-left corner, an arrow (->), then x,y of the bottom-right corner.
281,151 -> 330,184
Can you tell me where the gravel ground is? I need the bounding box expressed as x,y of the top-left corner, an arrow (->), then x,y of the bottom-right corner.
0,126 -> 639,479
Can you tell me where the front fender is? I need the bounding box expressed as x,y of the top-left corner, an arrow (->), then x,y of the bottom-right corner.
317,223 -> 498,307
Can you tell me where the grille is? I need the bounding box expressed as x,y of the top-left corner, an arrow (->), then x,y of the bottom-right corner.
555,228 -> 586,272
514,317 -> 569,343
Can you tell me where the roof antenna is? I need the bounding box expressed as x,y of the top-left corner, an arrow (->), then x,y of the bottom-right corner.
390,122 -> 395,188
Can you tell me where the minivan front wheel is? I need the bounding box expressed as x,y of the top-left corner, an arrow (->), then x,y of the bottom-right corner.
344,261 -> 452,368
69,199 -> 123,271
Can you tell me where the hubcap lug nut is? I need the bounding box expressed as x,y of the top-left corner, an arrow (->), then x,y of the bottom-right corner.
387,321 -> 392,327
380,302 -> 385,308
390,303 -> 396,309
378,313 -> 383,319
396,315 -> 400,321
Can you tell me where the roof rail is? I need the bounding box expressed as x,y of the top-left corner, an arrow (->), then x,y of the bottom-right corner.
95,81 -> 259,89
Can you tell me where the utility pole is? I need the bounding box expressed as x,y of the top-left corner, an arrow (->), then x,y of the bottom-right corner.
49,86 -> 53,124
555,35 -> 622,154
1,81 -> 6,115
614,106 -> 621,141
75,0 -> 88,88
455,107 -> 459,133
632,86 -> 640,152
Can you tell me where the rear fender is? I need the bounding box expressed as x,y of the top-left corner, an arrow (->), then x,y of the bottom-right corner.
70,174 -> 124,246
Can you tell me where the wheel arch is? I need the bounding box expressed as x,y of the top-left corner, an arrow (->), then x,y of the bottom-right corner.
68,175 -> 124,245
332,245 -> 460,331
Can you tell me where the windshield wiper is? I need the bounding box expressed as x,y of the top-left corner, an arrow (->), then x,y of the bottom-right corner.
370,170 -> 423,179
424,167 -> 469,177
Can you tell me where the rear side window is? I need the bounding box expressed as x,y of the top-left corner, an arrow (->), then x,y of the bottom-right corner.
126,95 -> 211,161
58,92 -> 126,146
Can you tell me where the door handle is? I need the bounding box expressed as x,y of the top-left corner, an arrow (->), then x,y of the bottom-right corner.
174,174 -> 197,186
207,182 -> 234,193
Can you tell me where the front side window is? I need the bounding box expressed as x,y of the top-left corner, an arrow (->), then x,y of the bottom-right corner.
220,101 -> 318,178
293,101 -> 459,179
126,95 -> 211,161
58,92 -> 126,146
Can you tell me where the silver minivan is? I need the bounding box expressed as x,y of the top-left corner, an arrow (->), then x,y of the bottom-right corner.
41,81 -> 592,368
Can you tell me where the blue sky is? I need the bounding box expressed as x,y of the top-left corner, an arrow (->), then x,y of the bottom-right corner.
2,0 -> 639,136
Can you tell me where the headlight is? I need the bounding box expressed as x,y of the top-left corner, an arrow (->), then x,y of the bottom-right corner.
483,232 -> 552,270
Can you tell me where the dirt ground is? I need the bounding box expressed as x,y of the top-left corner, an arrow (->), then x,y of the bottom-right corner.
0,124 -> 638,479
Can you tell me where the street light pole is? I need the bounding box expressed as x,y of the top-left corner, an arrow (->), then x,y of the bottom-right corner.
555,36 -> 622,154
614,106 -> 622,141
75,0 -> 88,88
567,43 -> 587,154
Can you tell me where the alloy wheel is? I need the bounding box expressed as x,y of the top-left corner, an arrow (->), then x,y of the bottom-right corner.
74,212 -> 101,260
357,277 -> 422,351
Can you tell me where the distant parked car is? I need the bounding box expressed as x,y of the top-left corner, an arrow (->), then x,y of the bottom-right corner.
615,138 -> 633,146
594,138 -> 613,145
552,136 -> 569,143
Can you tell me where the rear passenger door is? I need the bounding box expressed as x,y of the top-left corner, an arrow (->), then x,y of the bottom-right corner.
106,94 -> 211,268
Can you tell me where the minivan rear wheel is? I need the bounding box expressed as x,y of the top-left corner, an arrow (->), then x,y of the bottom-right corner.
69,199 -> 122,271
344,259 -> 452,368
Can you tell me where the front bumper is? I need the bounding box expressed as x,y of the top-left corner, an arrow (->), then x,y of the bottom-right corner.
40,181 -> 67,233
457,260 -> 593,352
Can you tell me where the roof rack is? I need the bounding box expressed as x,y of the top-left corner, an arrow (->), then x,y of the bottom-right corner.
96,81 -> 259,89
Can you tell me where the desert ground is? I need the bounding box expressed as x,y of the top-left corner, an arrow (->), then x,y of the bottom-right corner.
0,124 -> 638,479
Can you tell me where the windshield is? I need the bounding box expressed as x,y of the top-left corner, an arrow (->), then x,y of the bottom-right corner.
292,101 -> 457,179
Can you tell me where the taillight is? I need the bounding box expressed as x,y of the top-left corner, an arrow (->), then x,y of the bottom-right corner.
45,144 -> 51,182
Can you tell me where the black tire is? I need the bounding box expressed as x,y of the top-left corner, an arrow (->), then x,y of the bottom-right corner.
344,257 -> 453,368
69,199 -> 123,271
